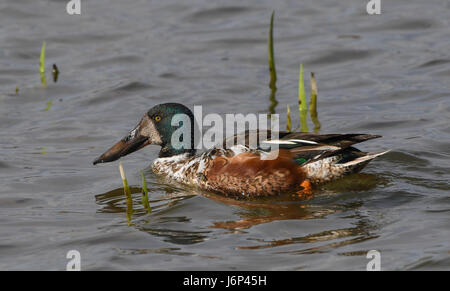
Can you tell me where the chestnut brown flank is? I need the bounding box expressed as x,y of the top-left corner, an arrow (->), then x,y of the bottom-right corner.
205,150 -> 306,197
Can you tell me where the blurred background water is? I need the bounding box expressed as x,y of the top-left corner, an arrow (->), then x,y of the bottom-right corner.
0,0 -> 449,270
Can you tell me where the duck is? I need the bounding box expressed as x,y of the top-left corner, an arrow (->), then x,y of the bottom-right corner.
93,103 -> 388,198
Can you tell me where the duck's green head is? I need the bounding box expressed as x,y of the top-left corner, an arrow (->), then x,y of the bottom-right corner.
93,103 -> 195,165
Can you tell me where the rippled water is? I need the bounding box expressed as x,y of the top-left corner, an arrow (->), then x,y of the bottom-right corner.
0,0 -> 449,270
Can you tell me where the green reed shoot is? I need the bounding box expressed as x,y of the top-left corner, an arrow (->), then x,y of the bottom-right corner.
40,42 -> 46,74
267,11 -> 278,115
265,13 -> 320,132
286,104 -> 292,132
268,87 -> 278,115
140,171 -> 152,214
309,72 -> 321,132
298,64 -> 308,132
268,11 -> 277,90
40,41 -> 47,87
119,162 -> 133,225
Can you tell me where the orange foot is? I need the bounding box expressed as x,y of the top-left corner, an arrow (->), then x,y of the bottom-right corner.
296,179 -> 313,198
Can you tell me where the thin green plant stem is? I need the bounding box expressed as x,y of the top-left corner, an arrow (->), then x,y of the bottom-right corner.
119,162 -> 133,225
267,11 -> 278,115
40,41 -> 47,87
309,72 -> 321,132
268,11 -> 277,91
298,64 -> 308,132
286,104 -> 292,132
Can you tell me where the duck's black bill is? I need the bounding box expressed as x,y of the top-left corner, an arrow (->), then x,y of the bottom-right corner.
93,135 -> 149,165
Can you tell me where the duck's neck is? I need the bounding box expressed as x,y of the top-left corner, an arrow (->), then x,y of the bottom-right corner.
158,122 -> 196,158
158,145 -> 196,158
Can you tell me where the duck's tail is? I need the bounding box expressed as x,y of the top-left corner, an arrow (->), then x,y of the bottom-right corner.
303,150 -> 390,184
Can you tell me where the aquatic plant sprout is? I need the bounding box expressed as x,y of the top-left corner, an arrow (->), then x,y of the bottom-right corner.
267,11 -> 278,115
266,13 -> 320,131
119,162 -> 133,225
309,72 -> 321,132
268,11 -> 277,91
298,64 -> 308,132
40,41 -> 47,87
286,104 -> 292,132
52,64 -> 59,83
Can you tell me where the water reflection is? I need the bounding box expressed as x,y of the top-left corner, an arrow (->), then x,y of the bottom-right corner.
242,219 -> 378,252
114,247 -> 221,259
205,193 -> 338,229
95,185 -> 193,215
95,172 -> 381,250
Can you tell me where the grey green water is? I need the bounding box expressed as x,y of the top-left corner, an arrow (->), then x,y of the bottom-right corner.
0,0 -> 449,270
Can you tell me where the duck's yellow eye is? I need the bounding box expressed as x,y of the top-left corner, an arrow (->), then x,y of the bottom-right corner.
154,115 -> 162,122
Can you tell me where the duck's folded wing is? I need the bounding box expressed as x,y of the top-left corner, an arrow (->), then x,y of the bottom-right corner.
280,133 -> 381,148
261,133 -> 382,164
219,130 -> 382,163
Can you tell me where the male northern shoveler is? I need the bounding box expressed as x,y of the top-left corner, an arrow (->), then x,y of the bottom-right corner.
93,103 -> 388,198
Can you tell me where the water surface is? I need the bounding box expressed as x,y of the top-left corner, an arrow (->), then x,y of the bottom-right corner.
0,0 -> 449,270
